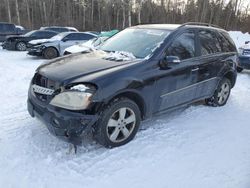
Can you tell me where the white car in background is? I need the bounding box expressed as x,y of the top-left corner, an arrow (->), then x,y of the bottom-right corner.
63,30 -> 119,55
63,36 -> 109,55
27,32 -> 97,59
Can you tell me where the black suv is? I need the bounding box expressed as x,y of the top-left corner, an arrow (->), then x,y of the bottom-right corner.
0,22 -> 24,42
28,23 -> 237,148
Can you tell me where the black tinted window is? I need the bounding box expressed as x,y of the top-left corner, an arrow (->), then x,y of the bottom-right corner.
66,33 -> 95,41
199,30 -> 222,55
30,31 -> 44,37
78,33 -> 96,40
65,33 -> 78,40
166,31 -> 195,60
64,33 -> 81,40
38,31 -> 56,38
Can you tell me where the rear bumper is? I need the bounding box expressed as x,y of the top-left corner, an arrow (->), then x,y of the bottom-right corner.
1,41 -> 16,50
27,90 -> 99,145
238,56 -> 250,69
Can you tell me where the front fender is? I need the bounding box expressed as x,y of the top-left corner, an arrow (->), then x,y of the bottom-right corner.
92,77 -> 145,103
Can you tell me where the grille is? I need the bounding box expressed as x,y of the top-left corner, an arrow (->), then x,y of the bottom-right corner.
32,73 -> 57,102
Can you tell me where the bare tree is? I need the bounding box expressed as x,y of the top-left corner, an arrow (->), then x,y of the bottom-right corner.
0,0 -> 250,32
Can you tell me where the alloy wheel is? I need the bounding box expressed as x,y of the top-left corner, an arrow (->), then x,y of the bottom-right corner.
217,82 -> 230,105
16,42 -> 26,51
106,107 -> 136,143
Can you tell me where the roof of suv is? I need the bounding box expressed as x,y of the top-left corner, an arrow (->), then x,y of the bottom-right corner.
131,24 -> 181,30
131,23 -> 227,32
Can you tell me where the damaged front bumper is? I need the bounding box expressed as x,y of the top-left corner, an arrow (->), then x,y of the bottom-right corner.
27,91 -> 99,145
27,45 -> 45,56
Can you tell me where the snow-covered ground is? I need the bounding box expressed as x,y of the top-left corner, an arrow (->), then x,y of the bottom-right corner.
0,48 -> 250,188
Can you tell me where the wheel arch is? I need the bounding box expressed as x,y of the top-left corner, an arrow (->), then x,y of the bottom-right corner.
223,71 -> 236,88
104,91 -> 146,120
42,46 -> 59,58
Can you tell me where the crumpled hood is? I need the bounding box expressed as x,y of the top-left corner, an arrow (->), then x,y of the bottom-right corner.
38,51 -> 142,83
29,38 -> 58,45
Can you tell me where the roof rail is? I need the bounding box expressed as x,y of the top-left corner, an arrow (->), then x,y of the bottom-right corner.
180,22 -> 221,29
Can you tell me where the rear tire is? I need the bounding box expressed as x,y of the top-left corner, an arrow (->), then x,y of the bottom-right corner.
93,98 -> 141,148
43,47 -> 58,59
15,42 -> 27,51
205,78 -> 231,107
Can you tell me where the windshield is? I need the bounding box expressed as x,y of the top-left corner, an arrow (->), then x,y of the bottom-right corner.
50,33 -> 67,41
24,30 -> 36,37
99,28 -> 171,58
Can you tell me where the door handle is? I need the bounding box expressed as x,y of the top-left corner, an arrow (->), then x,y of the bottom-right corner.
191,68 -> 199,72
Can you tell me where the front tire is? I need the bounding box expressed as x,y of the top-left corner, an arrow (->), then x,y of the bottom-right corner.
43,47 -> 59,59
15,42 -> 27,51
205,78 -> 231,107
94,98 -> 141,148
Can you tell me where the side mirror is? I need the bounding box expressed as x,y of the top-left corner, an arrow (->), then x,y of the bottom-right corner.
159,56 -> 180,69
245,41 -> 250,44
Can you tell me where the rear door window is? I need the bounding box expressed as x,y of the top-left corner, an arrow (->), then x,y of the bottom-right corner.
166,31 -> 196,60
198,30 -> 222,55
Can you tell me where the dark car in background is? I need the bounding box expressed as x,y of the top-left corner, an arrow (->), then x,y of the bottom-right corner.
237,41 -> 250,72
0,22 -> 25,42
28,23 -> 237,148
40,26 -> 78,33
2,30 -> 58,51
28,32 -> 97,59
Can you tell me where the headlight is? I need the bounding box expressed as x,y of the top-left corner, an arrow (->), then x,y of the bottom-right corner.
50,84 -> 95,110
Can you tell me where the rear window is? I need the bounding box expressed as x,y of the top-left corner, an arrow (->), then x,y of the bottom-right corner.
198,30 -> 222,55
0,23 -> 16,33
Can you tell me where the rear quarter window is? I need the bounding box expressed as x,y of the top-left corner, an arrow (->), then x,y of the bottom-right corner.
218,32 -> 237,52
198,30 -> 222,55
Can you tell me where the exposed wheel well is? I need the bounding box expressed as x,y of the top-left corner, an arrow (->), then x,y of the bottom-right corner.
43,46 -> 59,57
224,71 -> 236,88
107,92 -> 146,119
